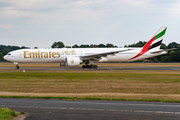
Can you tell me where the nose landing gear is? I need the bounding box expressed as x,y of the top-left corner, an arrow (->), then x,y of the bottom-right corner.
15,65 -> 19,69
14,62 -> 19,69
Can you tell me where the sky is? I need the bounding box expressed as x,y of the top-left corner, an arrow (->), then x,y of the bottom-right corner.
0,0 -> 180,48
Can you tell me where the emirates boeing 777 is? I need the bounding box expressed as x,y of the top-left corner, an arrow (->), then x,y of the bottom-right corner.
3,26 -> 174,69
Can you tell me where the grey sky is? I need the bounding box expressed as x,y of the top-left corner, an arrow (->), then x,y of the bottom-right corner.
0,0 -> 179,48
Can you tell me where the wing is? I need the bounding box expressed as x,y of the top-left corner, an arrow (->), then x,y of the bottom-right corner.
80,49 -> 133,60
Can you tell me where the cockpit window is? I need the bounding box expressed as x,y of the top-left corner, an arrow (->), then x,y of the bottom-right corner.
7,53 -> 11,55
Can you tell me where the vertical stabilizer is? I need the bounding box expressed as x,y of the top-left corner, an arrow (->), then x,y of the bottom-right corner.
129,27 -> 167,60
145,26 -> 167,51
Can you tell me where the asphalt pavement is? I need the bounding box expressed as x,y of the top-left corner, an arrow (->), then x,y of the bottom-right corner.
1,98 -> 180,120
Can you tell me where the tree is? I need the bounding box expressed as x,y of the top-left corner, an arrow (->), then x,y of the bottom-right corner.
0,49 -> 10,56
21,46 -> 26,49
167,42 -> 179,49
90,44 -> 94,48
160,43 -> 167,49
124,45 -> 128,47
51,41 -> 65,48
98,44 -> 106,48
106,43 -> 117,47
160,56 -> 169,62
66,46 -> 71,48
171,51 -> 180,62
0,52 -> 3,60
128,41 -> 146,47
80,44 -> 89,48
72,44 -> 79,48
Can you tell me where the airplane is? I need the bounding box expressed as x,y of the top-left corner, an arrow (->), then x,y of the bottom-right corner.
3,26 -> 174,69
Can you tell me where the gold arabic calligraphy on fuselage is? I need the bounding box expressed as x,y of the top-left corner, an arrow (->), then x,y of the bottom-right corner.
24,50 -> 75,58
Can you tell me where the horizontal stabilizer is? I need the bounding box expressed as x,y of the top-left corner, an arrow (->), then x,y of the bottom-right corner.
150,48 -> 176,54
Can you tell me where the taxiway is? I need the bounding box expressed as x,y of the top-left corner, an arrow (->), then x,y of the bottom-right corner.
1,98 -> 180,120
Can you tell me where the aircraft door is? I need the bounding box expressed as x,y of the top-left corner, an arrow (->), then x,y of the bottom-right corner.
79,51 -> 83,56
18,51 -> 22,58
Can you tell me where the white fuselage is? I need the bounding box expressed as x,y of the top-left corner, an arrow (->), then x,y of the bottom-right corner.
3,48 -> 167,63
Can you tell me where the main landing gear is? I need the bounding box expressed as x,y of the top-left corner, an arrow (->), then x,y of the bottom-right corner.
82,64 -> 98,68
82,60 -> 98,69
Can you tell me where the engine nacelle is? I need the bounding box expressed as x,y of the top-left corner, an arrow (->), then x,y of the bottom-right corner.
66,57 -> 81,66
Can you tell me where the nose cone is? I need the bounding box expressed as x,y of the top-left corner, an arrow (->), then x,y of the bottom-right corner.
3,55 -> 8,61
3,55 -> 9,61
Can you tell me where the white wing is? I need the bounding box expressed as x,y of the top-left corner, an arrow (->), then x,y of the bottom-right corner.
80,49 -> 133,60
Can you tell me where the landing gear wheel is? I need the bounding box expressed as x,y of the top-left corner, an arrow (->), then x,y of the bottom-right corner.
90,65 -> 94,68
82,64 -> 98,69
94,65 -> 98,68
15,66 -> 19,69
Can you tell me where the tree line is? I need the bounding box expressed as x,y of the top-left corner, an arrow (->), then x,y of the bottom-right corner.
0,41 -> 180,62
51,42 -> 117,48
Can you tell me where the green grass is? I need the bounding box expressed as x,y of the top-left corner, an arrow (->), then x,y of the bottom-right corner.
0,72 -> 180,82
1,70 -> 180,100
0,108 -> 17,120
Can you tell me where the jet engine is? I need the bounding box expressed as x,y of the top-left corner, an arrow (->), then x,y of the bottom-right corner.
66,57 -> 82,66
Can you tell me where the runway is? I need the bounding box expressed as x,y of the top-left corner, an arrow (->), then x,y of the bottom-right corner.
1,66 -> 180,70
1,98 -> 180,120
